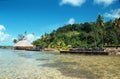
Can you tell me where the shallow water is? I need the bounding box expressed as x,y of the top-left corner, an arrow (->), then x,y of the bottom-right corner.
0,49 -> 120,79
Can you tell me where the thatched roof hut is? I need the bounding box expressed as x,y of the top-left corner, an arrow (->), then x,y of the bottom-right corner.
14,40 -> 33,50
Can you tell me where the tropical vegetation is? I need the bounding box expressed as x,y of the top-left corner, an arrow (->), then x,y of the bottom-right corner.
32,15 -> 120,50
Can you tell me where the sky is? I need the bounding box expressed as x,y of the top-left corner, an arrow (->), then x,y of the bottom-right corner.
0,0 -> 120,45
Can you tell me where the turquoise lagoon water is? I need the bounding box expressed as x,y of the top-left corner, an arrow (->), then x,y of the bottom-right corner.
0,49 -> 120,79
0,49 -> 58,79
0,49 -> 80,79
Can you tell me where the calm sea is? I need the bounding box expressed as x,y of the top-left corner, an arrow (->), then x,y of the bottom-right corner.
0,49 -> 120,79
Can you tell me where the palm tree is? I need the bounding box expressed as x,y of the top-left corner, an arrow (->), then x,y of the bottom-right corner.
18,34 -> 25,41
114,18 -> 120,28
13,39 -> 18,44
97,15 -> 104,27
96,15 -> 105,47
113,18 -> 120,46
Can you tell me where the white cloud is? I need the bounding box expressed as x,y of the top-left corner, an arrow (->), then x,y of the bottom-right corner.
0,32 -> 10,41
0,25 -> 5,31
67,18 -> 75,25
104,9 -> 120,18
94,0 -> 117,6
60,0 -> 86,6
26,34 -> 35,42
0,25 -> 10,41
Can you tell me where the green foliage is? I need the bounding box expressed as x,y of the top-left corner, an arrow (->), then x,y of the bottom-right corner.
13,32 -> 28,44
97,15 -> 104,27
32,39 -> 47,48
48,39 -> 68,50
13,32 -> 36,45
0,46 -> 13,49
13,39 -> 18,44
18,34 -> 25,41
32,15 -> 120,50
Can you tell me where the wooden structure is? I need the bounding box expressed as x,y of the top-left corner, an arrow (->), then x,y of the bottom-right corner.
60,48 -> 109,55
14,40 -> 33,50
60,50 -> 109,55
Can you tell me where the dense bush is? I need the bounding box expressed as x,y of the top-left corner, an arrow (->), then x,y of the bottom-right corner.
32,15 -> 120,49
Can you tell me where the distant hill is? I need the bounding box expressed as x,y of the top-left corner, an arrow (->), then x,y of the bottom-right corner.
32,15 -> 120,50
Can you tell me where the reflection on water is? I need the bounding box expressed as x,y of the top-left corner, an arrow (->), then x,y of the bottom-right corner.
0,49 -> 120,79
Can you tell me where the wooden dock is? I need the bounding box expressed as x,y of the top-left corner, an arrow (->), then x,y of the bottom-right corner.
60,50 -> 109,55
